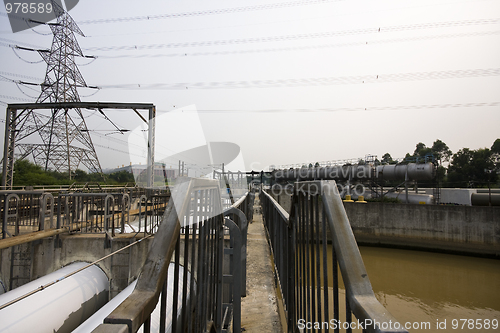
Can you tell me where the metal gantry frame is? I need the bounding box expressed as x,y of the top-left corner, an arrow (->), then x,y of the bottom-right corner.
2,102 -> 156,189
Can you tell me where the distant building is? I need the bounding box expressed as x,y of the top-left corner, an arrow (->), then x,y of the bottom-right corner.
106,163 -> 178,179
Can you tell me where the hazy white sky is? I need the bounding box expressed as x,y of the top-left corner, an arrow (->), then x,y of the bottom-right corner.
1,0 -> 499,171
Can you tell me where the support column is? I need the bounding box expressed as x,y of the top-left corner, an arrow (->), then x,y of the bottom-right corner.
146,106 -> 156,188
2,107 -> 17,189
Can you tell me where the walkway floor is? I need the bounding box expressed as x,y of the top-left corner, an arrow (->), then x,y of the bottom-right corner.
241,195 -> 282,332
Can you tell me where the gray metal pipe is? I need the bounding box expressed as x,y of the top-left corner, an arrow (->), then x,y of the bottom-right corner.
471,193 -> 500,206
375,163 -> 435,181
274,165 -> 373,181
274,163 -> 435,181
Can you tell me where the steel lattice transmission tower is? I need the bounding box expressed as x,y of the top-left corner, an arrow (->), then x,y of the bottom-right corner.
5,0 -> 102,183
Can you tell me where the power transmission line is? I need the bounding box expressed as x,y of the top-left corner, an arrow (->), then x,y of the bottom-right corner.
3,68 -> 499,91
82,18 -> 500,52
4,18 -> 497,59
0,37 -> 45,50
76,0 -> 348,25
93,30 -> 500,59
0,94 -> 34,102
0,71 -> 44,82
167,102 -> 500,113
95,68 -> 500,90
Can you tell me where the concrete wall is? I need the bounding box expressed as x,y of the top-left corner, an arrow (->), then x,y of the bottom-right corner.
344,202 -> 500,257
0,234 -> 153,297
268,191 -> 500,257
1,233 -> 232,298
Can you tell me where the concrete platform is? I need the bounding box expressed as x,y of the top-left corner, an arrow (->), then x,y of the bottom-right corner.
241,196 -> 282,332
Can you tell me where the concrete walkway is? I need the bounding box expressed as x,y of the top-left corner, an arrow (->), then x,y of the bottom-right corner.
241,195 -> 282,332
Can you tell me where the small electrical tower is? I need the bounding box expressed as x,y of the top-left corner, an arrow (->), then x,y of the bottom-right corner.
4,0 -> 102,183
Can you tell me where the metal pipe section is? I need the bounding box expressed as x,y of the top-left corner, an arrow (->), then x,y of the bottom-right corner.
375,163 -> 435,181
73,280 -> 137,333
274,164 -> 373,180
471,193 -> 500,206
383,192 -> 434,204
274,162 -> 435,181
137,264 -> 192,333
0,262 -> 109,333
74,264 -> 192,333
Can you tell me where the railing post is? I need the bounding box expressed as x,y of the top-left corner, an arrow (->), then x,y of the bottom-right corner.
4,194 -> 19,237
223,206 -> 248,296
120,193 -> 130,234
224,217 -> 242,333
39,193 -> 54,231
104,194 -> 115,236
287,211 -> 295,333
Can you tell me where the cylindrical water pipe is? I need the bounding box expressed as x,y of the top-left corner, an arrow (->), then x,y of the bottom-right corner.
274,163 -> 435,181
375,163 -> 435,181
0,262 -> 109,333
471,193 -> 500,206
73,280 -> 137,333
139,264 -> 193,333
74,263 -> 192,333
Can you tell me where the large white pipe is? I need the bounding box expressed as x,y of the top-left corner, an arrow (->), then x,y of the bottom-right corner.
73,280 -> 137,333
138,264 -> 192,333
75,263 -> 192,333
0,262 -> 108,333
384,192 -> 434,204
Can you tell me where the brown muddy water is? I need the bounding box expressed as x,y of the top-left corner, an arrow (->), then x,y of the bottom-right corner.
337,246 -> 500,332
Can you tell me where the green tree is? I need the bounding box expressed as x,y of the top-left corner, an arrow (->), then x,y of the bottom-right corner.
431,139 -> 452,165
381,153 -> 394,165
403,152 -> 412,163
447,148 -> 474,187
491,138 -> 500,171
13,159 -> 59,186
447,148 -> 497,187
491,138 -> 500,155
407,142 -> 432,162
108,170 -> 135,184
73,169 -> 88,182
413,142 -> 426,156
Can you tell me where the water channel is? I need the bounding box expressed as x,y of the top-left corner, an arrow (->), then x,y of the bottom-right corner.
343,247 -> 500,332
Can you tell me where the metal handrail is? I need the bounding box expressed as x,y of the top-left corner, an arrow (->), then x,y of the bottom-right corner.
102,179 -> 197,332
261,180 -> 408,333
312,181 -> 407,333
95,178 -> 249,333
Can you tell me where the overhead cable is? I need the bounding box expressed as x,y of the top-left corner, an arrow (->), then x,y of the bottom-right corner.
94,30 -> 500,59
97,68 -> 500,90
169,102 -> 500,113
76,0 -> 347,25
82,18 -> 500,52
0,94 -> 34,102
